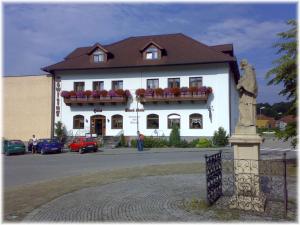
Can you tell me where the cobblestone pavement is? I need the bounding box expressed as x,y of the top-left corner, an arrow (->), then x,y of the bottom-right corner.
24,174 -> 296,222
24,174 -> 206,222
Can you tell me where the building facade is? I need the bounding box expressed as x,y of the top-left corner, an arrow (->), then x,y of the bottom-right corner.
43,33 -> 240,139
3,75 -> 53,141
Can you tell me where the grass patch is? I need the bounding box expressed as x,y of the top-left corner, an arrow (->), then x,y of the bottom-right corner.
4,162 -> 205,222
214,209 -> 240,221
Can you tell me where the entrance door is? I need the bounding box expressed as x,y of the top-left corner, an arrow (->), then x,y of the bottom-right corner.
91,115 -> 106,136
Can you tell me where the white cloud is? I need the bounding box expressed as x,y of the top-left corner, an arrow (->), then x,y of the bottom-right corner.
197,18 -> 289,53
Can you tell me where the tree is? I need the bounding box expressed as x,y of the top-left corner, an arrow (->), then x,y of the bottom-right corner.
55,121 -> 67,143
266,19 -> 297,147
169,124 -> 180,147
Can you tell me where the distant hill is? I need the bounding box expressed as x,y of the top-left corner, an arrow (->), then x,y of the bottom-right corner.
256,102 -> 293,119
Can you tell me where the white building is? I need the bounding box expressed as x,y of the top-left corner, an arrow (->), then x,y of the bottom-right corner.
43,33 -> 240,140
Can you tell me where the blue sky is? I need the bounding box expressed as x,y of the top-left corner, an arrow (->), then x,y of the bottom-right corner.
3,3 -> 297,104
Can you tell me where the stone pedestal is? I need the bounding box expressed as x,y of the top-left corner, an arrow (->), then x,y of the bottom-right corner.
228,133 -> 266,212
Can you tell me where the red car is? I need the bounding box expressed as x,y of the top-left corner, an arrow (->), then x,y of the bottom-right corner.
69,137 -> 98,154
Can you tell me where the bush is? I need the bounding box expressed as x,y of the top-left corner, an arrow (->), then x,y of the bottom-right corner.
212,127 -> 229,147
131,139 -> 137,148
196,138 -> 212,148
144,137 -> 169,148
169,125 -> 181,147
177,139 -> 190,148
119,134 -> 126,147
188,139 -> 199,147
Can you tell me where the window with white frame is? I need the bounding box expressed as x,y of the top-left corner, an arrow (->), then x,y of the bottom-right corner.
147,114 -> 159,129
168,114 -> 180,129
189,113 -> 203,129
147,79 -> 159,89
73,115 -> 84,129
145,47 -> 158,60
93,49 -> 105,63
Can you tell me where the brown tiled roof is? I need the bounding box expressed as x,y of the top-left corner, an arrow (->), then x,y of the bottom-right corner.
42,33 -> 240,81
280,115 -> 297,123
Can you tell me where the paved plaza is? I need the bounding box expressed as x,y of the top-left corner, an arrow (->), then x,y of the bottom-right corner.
24,174 -> 296,222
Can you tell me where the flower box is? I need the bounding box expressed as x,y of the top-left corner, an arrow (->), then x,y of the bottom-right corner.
62,89 -> 131,106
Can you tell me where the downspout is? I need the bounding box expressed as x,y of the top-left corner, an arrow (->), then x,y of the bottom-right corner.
228,65 -> 232,136
50,71 -> 56,138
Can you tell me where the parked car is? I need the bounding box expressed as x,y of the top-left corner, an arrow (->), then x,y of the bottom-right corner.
3,140 -> 26,156
28,139 -> 33,152
69,137 -> 98,154
36,138 -> 63,154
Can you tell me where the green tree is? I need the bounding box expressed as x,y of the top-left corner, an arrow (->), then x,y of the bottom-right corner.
55,121 -> 67,143
169,125 -> 180,147
266,19 -> 297,148
212,127 -> 229,147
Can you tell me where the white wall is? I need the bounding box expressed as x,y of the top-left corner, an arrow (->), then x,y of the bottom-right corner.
229,70 -> 240,135
55,64 -> 233,137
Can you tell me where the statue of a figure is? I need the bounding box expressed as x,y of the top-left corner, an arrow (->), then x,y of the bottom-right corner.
236,59 -> 257,131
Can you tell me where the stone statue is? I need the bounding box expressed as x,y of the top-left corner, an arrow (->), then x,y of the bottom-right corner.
236,59 -> 257,134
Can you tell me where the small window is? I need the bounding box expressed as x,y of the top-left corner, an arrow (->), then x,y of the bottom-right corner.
168,114 -> 180,129
147,79 -> 159,89
112,80 -> 123,90
93,81 -> 104,91
93,49 -> 104,63
168,78 -> 180,88
112,115 -> 123,129
147,114 -> 159,129
190,113 -> 203,129
74,82 -> 85,92
145,47 -> 158,60
73,115 -> 84,129
189,77 -> 202,88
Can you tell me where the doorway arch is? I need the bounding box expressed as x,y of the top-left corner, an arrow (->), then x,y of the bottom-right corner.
90,115 -> 106,136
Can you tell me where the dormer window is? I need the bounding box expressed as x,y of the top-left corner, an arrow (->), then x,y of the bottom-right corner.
88,43 -> 109,63
146,47 -> 158,60
140,41 -> 164,61
93,50 -> 104,63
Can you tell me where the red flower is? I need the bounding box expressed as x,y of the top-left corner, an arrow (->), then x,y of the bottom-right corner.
171,87 -> 181,96
188,86 -> 198,94
69,91 -> 76,97
136,88 -> 146,97
85,90 -> 92,97
154,88 -> 163,96
115,89 -> 125,97
99,90 -> 108,97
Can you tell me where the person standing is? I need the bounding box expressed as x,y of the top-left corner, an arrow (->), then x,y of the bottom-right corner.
137,131 -> 144,151
32,134 -> 38,154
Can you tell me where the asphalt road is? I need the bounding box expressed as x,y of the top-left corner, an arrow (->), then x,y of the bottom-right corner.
4,150 -> 211,188
4,137 -> 296,188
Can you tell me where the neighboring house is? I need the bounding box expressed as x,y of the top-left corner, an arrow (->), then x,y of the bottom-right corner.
256,115 -> 276,129
276,115 -> 296,130
3,75 -> 53,141
42,33 -> 240,140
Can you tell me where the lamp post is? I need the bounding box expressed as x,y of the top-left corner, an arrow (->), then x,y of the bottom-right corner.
136,98 -> 139,133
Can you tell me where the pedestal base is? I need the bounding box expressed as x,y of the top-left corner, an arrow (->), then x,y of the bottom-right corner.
229,192 -> 267,212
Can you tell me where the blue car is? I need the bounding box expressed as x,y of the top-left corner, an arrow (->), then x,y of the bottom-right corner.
37,139 -> 63,154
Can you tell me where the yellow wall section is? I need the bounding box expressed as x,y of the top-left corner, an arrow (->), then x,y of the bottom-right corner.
3,75 -> 53,141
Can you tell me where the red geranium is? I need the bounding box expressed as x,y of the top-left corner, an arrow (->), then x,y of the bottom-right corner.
85,90 -> 92,97
115,89 -> 125,97
154,88 -> 163,96
69,91 -> 76,97
136,88 -> 146,98
99,90 -> 108,97
171,87 -> 181,96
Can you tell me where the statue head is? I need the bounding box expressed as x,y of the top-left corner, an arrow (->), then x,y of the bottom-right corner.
240,59 -> 248,70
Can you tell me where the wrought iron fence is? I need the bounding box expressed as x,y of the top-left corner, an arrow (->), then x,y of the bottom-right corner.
205,151 -> 289,218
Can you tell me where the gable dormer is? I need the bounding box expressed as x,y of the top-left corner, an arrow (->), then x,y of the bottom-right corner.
140,41 -> 164,60
88,43 -> 109,63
